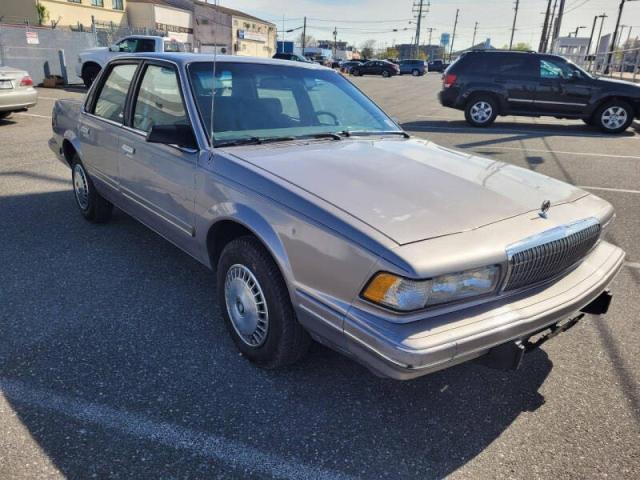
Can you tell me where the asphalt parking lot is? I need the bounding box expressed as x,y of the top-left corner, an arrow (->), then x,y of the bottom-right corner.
0,74 -> 638,479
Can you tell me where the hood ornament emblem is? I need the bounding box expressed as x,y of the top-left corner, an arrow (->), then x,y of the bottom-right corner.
539,200 -> 551,218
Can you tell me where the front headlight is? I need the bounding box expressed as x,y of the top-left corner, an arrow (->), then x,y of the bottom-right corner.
361,265 -> 500,312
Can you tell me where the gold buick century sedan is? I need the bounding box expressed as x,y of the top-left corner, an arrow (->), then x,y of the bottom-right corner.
49,53 -> 625,380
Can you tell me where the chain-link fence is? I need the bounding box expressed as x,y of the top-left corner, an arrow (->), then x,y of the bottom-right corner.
0,21 -> 172,85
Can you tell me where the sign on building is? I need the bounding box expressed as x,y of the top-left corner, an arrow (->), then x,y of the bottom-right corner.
238,30 -> 267,43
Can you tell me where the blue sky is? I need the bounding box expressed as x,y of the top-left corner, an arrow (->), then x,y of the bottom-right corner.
221,0 -> 640,50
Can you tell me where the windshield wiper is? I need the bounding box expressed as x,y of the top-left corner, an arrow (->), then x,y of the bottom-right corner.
213,136 -> 296,148
300,132 -> 342,140
339,130 -> 410,138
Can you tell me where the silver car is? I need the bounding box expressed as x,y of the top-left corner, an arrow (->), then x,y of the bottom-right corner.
0,66 -> 38,119
49,54 -> 625,380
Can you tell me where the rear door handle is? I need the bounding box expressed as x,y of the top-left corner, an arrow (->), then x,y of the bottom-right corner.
121,144 -> 135,155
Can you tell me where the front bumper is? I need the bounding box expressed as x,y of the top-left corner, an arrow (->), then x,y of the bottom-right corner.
0,87 -> 38,112
340,241 -> 624,380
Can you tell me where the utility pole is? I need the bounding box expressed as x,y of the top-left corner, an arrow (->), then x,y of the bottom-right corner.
413,0 -> 426,59
550,0 -> 566,51
544,0 -> 558,52
586,15 -> 598,55
539,0 -> 553,52
509,0 -> 520,50
606,0 -> 627,74
449,8 -> 459,62
472,21 -> 478,47
301,16 -> 306,55
595,14 -> 608,57
333,27 -> 337,58
426,27 -> 435,46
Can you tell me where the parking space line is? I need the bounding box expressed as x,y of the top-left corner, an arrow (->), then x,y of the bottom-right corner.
15,112 -> 52,119
0,377 -> 354,480
577,185 -> 640,194
474,146 -> 640,160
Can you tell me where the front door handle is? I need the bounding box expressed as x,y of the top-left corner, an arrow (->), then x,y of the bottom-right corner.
79,125 -> 90,136
121,144 -> 135,155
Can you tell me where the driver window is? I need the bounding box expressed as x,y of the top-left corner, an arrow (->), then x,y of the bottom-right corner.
540,59 -> 572,79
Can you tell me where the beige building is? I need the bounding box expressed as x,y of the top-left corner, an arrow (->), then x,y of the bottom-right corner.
127,0 -> 194,49
164,0 -> 276,57
0,0 -> 128,30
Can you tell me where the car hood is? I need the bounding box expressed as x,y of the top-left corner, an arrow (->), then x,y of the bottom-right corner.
593,75 -> 640,90
228,138 -> 588,245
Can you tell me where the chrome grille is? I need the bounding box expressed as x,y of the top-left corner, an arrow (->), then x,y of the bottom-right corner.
504,218 -> 601,291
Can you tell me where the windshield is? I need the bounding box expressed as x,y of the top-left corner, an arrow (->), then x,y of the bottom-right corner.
187,62 -> 401,144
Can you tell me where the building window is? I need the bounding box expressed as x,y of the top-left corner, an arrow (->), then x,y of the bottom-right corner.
112,0 -> 123,10
91,0 -> 104,7
68,0 -> 82,3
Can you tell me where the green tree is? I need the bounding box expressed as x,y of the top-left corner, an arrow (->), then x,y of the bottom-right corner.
503,42 -> 532,51
36,2 -> 49,26
360,39 -> 376,59
382,47 -> 399,59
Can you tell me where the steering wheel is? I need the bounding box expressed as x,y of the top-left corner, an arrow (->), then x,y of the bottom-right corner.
316,110 -> 339,126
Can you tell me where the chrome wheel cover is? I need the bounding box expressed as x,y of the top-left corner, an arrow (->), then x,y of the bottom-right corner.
224,264 -> 269,347
470,101 -> 492,123
601,106 -> 627,130
72,163 -> 89,210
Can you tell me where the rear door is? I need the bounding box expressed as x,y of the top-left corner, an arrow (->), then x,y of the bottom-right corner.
118,60 -> 198,241
534,56 -> 594,115
79,61 -> 139,191
489,53 -> 538,112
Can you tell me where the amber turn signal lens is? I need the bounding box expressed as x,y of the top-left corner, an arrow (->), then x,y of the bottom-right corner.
362,273 -> 399,304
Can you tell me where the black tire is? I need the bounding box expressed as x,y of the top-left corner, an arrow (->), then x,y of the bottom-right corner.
411,69 -> 420,76
0,111 -> 12,120
71,155 -> 113,223
464,94 -> 498,127
217,236 -> 311,368
382,70 -> 390,78
594,100 -> 634,134
82,63 -> 101,89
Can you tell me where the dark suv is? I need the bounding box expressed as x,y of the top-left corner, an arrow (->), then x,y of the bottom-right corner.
439,50 -> 640,133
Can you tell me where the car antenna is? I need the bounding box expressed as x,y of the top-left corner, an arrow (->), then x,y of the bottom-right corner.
209,0 -> 219,144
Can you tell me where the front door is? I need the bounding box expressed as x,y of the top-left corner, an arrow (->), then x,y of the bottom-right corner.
535,57 -> 594,115
118,61 -> 197,243
79,62 -> 139,191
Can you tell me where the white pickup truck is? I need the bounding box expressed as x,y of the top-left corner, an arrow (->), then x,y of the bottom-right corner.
75,35 -> 186,88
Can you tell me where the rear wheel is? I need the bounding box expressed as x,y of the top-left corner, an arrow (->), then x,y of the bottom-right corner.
71,156 -> 113,222
382,70 -> 390,78
82,63 -> 101,89
464,95 -> 498,127
411,69 -> 420,76
217,237 -> 311,368
595,100 -> 633,134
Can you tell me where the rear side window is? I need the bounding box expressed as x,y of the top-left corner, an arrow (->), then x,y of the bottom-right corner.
93,63 -> 137,123
493,54 -> 536,77
132,64 -> 189,132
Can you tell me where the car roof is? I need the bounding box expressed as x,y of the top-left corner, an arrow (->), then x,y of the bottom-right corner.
111,52 -> 330,70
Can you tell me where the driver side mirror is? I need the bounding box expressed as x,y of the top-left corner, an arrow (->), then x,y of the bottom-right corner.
108,45 -> 120,52
146,125 -> 198,150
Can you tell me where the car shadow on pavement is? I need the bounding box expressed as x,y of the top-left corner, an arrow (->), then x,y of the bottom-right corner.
401,119 -> 637,148
0,189 -> 552,479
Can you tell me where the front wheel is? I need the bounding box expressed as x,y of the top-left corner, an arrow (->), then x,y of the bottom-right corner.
595,101 -> 633,134
217,237 -> 311,368
71,156 -> 113,222
82,64 -> 101,89
464,96 -> 498,127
